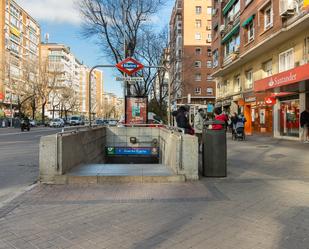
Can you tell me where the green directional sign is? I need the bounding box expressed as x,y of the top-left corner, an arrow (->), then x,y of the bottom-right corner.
106,147 -> 115,155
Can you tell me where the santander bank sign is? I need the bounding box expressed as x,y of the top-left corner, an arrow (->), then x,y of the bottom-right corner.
254,63 -> 309,92
267,73 -> 297,87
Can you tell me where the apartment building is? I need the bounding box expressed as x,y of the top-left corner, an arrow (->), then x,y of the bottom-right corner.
169,0 -> 216,111
212,0 -> 309,139
0,0 -> 40,117
102,93 -> 123,120
41,43 -> 104,119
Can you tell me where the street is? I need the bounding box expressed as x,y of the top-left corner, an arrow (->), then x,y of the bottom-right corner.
0,127 -> 61,204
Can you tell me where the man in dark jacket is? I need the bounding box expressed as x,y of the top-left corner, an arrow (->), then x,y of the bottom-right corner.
176,106 -> 193,134
300,107 -> 309,143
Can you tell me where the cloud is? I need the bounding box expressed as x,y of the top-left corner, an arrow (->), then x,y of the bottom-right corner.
16,0 -> 81,25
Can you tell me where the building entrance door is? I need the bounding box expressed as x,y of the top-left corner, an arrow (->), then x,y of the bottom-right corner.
279,99 -> 300,137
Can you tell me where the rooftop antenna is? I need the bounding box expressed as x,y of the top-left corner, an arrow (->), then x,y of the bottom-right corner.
44,33 -> 49,43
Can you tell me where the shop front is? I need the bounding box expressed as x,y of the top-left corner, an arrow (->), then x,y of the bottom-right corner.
238,93 -> 273,135
254,63 -> 309,140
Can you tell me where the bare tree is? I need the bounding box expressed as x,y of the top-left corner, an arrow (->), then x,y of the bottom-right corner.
1,52 -> 39,118
37,59 -> 63,124
79,0 -> 166,61
59,84 -> 79,120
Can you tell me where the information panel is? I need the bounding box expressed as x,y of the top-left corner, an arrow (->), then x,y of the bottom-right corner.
125,97 -> 148,124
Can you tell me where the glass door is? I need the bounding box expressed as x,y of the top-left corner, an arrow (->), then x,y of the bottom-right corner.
279,99 -> 300,137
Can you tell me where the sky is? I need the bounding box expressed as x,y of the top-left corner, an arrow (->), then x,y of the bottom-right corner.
16,0 -> 174,97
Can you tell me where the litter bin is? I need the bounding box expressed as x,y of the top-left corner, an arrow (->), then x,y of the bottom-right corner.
202,120 -> 227,177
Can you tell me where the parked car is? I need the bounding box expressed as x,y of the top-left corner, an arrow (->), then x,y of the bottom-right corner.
29,120 -> 37,127
49,118 -> 65,128
69,116 -> 84,126
95,119 -> 104,126
108,120 -> 118,126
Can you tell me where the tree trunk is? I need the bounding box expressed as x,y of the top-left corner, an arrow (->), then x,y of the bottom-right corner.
52,106 -> 55,119
41,103 -> 46,124
31,98 -> 36,120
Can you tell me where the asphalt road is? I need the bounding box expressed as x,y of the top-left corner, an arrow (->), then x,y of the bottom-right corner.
0,127 -> 61,204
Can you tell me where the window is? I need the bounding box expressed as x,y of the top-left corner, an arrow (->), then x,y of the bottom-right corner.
234,75 -> 241,92
213,49 -> 219,68
10,15 -> 19,28
207,48 -> 212,57
195,19 -> 202,28
262,60 -> 272,77
195,61 -> 201,68
207,74 -> 213,81
305,37 -> 309,55
224,34 -> 240,57
207,7 -> 212,15
264,5 -> 273,30
195,87 -> 202,95
10,33 -> 20,44
206,20 -> 212,30
245,0 -> 253,6
279,48 -> 294,72
206,88 -> 213,95
195,6 -> 202,14
206,34 -> 212,43
195,32 -> 201,40
10,42 -> 19,54
195,73 -> 201,81
207,61 -> 212,68
225,0 -> 240,24
245,70 -> 253,89
248,22 -> 254,41
195,48 -> 202,55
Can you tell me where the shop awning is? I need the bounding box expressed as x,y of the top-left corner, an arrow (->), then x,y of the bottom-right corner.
221,24 -> 240,44
10,27 -> 20,37
242,14 -> 255,27
223,0 -> 237,16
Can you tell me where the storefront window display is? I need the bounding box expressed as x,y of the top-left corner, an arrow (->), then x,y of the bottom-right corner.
279,99 -> 300,137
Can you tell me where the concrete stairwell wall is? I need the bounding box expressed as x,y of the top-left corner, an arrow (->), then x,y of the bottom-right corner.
39,127 -> 106,183
159,128 -> 199,180
39,126 -> 198,183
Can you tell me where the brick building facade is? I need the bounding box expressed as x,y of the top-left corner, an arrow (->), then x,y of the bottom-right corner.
212,0 -> 309,139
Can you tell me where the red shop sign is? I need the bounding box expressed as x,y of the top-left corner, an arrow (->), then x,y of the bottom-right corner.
254,63 -> 309,92
0,92 -> 4,102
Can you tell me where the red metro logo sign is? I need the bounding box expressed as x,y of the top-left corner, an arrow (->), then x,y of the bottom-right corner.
116,57 -> 144,76
265,97 -> 276,106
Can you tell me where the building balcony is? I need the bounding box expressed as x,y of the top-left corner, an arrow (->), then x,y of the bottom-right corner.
281,0 -> 309,26
221,14 -> 240,38
223,51 -> 239,67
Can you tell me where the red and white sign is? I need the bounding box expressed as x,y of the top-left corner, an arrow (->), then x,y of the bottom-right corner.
0,92 -> 4,102
254,63 -> 309,92
116,57 -> 144,76
265,97 -> 276,106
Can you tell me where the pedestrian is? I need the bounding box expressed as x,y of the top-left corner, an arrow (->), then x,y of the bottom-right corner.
212,108 -> 228,130
230,112 -> 238,134
194,108 -> 205,152
300,107 -> 309,143
175,106 -> 194,135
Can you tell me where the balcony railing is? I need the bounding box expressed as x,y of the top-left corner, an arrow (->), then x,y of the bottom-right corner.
221,12 -> 240,37
223,50 -> 239,67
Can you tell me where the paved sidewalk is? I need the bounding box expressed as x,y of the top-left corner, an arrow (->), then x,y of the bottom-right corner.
0,136 -> 309,249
